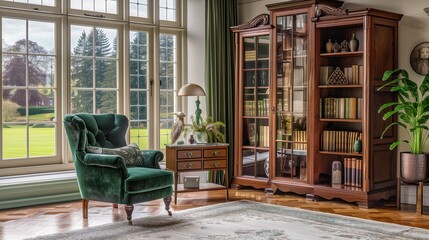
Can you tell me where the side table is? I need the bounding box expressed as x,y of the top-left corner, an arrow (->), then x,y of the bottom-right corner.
166,143 -> 229,204
397,178 -> 429,214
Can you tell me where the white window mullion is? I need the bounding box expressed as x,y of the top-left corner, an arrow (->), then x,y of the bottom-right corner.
153,27 -> 160,150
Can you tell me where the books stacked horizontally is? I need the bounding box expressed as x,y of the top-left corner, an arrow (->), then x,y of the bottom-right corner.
244,50 -> 256,61
343,157 -> 363,187
320,97 -> 362,119
321,131 -> 362,153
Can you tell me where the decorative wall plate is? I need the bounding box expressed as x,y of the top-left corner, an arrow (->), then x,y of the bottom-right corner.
410,42 -> 429,75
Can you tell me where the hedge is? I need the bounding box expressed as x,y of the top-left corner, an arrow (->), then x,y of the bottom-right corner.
17,107 -> 54,116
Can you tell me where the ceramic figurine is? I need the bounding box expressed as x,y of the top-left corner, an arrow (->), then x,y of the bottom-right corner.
340,40 -> 349,52
332,40 -> 340,53
332,160 -> 342,185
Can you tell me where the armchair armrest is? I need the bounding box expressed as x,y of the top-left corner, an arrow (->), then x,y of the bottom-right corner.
83,153 -> 128,175
141,150 -> 164,169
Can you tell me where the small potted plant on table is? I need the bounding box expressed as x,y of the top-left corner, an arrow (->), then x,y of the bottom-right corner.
378,69 -> 429,182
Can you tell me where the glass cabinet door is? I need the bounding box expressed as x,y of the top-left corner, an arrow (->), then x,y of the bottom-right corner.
274,13 -> 307,180
241,34 -> 270,179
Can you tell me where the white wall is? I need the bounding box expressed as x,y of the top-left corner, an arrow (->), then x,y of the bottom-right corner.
186,0 -> 206,124
184,0 -> 207,183
239,0 -> 429,158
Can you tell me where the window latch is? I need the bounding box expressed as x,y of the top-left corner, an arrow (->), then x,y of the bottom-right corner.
84,13 -> 106,18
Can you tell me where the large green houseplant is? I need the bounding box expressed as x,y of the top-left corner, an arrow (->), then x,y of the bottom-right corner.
378,69 -> 429,182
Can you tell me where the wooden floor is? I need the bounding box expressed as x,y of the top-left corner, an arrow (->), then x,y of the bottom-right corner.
0,188 -> 428,240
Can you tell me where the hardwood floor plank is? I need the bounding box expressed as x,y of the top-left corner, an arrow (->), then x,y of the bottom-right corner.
0,189 -> 428,240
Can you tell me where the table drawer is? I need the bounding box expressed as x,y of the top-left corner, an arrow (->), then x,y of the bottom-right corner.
177,150 -> 202,159
177,161 -> 202,170
203,159 -> 227,169
203,148 -> 227,158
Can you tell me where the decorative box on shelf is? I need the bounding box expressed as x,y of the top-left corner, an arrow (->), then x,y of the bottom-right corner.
184,176 -> 200,189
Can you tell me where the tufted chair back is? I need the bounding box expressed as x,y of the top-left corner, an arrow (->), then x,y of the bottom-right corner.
63,113 -> 128,160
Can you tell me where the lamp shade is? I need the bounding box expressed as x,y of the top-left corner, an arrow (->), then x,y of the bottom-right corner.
177,83 -> 206,96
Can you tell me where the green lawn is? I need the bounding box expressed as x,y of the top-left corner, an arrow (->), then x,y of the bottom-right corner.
2,126 -> 170,159
3,125 -> 55,159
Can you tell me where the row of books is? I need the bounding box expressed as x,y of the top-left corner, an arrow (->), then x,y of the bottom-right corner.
243,99 -> 270,116
320,97 -> 362,119
293,130 -> 307,150
320,65 -> 363,85
321,130 -> 362,153
277,95 -> 290,112
259,126 -> 270,147
278,62 -> 307,87
344,157 -> 363,187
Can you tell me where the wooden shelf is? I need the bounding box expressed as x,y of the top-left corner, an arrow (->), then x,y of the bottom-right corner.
175,183 -> 226,193
314,184 -> 364,192
319,51 -> 364,57
319,151 -> 363,157
242,146 -> 270,150
319,118 -> 362,123
242,116 -> 270,119
318,85 -> 362,88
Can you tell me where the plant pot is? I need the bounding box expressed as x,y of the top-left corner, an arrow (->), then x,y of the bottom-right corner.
400,152 -> 428,182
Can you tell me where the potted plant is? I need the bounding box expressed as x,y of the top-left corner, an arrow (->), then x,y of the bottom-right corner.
378,69 -> 429,182
185,115 -> 226,143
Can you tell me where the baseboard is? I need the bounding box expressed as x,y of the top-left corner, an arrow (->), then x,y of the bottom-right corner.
401,185 -> 429,206
0,174 -> 80,210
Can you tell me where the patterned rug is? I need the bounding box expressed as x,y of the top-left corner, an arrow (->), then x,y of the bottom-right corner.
30,200 -> 429,240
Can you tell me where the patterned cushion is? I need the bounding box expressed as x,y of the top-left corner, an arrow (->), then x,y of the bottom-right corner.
86,143 -> 144,167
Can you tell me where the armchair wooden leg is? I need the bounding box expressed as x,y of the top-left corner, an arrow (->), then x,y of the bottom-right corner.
164,196 -> 172,216
82,199 -> 89,219
112,203 -> 118,209
124,204 -> 134,225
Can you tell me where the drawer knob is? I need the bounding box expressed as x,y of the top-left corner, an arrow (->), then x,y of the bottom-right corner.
187,152 -> 193,158
210,162 -> 219,167
212,150 -> 219,156
187,163 -> 193,169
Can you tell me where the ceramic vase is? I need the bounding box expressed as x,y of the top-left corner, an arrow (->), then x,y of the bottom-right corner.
353,138 -> 362,153
325,39 -> 333,53
349,33 -> 359,52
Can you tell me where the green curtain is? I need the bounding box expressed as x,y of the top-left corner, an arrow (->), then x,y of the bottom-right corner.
205,0 -> 237,186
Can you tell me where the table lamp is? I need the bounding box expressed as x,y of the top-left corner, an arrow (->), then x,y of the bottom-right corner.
177,83 -> 206,125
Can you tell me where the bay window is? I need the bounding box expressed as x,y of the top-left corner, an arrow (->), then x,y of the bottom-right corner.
0,0 -> 185,176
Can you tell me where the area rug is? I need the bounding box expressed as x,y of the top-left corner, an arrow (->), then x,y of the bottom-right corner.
30,200 -> 429,240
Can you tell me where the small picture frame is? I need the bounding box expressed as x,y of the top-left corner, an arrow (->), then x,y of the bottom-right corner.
410,42 -> 429,75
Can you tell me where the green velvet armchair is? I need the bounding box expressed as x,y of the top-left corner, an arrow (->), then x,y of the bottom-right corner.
63,113 -> 173,225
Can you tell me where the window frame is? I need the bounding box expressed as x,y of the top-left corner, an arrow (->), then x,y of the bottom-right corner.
0,0 -> 61,13
0,9 -> 63,170
128,0 -> 153,24
0,0 -> 187,176
67,17 -> 124,115
156,28 -> 184,150
67,0 -> 124,21
126,24 -> 154,149
159,0 -> 183,28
